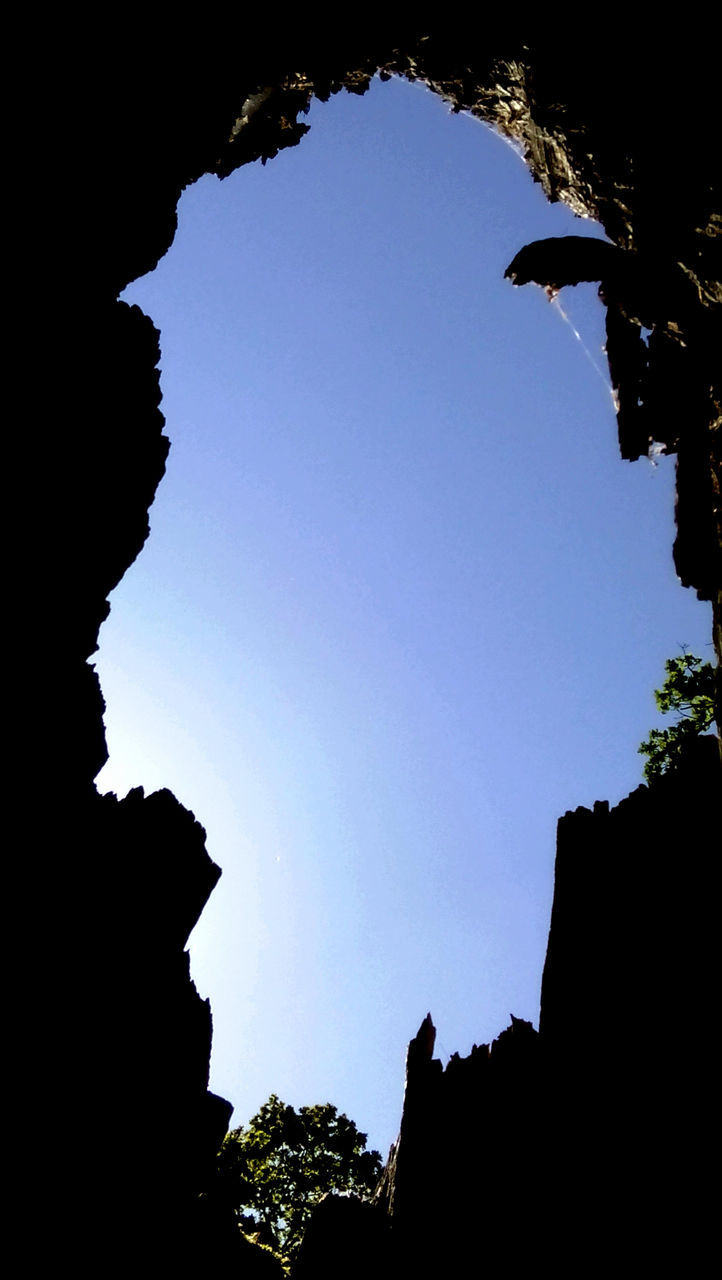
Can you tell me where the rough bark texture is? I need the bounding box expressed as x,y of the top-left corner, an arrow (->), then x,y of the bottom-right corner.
18,17 -> 720,1274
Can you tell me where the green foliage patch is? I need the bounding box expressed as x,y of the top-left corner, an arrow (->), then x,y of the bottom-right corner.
211,1094 -> 383,1266
638,652 -> 715,782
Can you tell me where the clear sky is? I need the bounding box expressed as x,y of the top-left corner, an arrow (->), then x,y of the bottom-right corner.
96,76 -> 712,1159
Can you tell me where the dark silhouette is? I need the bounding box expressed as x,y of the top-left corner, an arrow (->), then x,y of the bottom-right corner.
19,20 -> 719,1277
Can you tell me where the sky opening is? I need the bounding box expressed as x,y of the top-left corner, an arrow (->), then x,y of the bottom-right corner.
96,76 -> 712,1155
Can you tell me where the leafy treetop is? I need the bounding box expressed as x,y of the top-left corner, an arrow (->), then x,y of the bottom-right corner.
210,1094 -> 383,1265
638,652 -> 716,782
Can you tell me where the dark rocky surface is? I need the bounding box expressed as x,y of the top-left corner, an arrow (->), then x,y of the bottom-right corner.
292,1193 -> 393,1279
18,18 -> 719,1274
355,739 -> 719,1274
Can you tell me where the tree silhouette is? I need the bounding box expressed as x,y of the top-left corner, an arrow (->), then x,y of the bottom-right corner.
210,1094 -> 383,1265
638,652 -> 715,782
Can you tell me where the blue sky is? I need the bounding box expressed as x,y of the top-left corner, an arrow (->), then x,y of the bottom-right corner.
96,77 -> 712,1158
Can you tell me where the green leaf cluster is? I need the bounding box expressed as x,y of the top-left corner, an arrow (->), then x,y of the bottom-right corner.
211,1094 -> 383,1265
638,653 -> 716,782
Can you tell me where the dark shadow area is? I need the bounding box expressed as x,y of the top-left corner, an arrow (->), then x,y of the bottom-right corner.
19,19 -> 719,1276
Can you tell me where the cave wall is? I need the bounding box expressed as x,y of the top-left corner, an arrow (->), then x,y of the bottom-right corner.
296,738 -> 720,1275
22,18 -> 719,1273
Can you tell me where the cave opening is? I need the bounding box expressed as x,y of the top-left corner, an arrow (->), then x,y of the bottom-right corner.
94,74 -> 712,1156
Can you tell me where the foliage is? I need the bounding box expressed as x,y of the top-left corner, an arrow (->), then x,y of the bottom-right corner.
211,1094 -> 383,1264
638,652 -> 715,782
